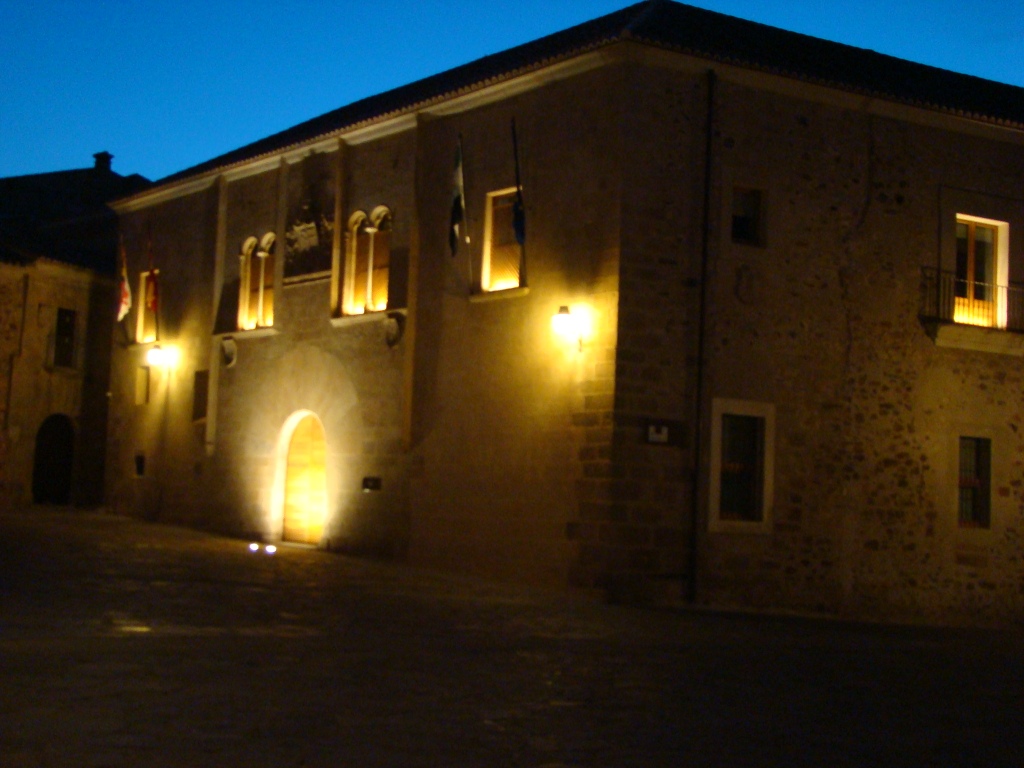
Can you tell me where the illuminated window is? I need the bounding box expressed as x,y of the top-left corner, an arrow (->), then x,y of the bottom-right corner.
481,188 -> 523,292
238,232 -> 275,330
953,215 -> 1008,328
342,207 -> 391,315
136,270 -> 159,343
732,187 -> 764,246
709,398 -> 774,532
959,436 -> 991,529
53,308 -> 76,368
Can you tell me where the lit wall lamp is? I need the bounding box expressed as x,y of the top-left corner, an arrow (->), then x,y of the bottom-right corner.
145,344 -> 179,368
552,305 -> 583,351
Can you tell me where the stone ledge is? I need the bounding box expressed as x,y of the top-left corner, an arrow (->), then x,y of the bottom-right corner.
923,320 -> 1024,356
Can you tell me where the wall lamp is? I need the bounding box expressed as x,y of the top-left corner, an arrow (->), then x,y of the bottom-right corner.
145,344 -> 179,368
552,305 -> 583,351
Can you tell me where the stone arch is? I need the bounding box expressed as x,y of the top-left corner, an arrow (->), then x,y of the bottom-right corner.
271,410 -> 328,545
32,414 -> 75,504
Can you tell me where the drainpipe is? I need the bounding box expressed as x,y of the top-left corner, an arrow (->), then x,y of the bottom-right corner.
687,69 -> 716,603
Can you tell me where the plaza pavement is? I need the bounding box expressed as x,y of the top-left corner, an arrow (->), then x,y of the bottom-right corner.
1,507 -> 1022,767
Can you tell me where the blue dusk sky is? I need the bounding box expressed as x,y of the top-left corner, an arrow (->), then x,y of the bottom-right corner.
2,0 -> 1023,182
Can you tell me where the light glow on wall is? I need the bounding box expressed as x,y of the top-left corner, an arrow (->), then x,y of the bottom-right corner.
552,303 -> 595,351
145,344 -> 179,367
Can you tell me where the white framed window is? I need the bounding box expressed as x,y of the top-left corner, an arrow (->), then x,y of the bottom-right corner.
238,232 -> 275,330
481,187 -> 523,292
709,398 -> 774,533
341,206 -> 391,315
954,214 -> 1009,329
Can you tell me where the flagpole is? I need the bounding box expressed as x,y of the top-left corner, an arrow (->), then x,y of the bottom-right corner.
458,133 -> 473,290
511,118 -> 526,288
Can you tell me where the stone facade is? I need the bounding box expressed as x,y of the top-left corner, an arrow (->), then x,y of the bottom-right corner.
108,6 -> 1024,625
0,259 -> 114,506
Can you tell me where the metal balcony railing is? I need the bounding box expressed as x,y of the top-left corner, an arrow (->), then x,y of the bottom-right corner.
919,266 -> 1024,333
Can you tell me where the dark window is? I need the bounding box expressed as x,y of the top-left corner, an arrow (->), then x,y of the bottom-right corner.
959,436 -> 991,529
719,414 -> 765,522
135,366 -> 150,405
54,308 -> 76,368
731,188 -> 764,246
192,370 -> 209,422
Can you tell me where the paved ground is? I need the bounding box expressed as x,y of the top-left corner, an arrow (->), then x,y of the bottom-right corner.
1,508 -> 1023,767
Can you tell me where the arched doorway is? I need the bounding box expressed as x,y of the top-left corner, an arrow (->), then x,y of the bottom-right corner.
282,413 -> 327,544
33,414 -> 75,504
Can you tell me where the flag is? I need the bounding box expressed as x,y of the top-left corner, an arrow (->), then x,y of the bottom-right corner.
116,236 -> 131,322
449,137 -> 469,257
511,119 -> 525,246
145,270 -> 159,313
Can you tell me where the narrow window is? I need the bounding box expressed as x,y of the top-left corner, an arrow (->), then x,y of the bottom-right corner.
958,436 -> 991,529
719,414 -> 765,522
953,215 -> 1007,328
192,370 -> 209,422
136,270 -> 159,343
344,207 -> 391,314
481,188 -> 522,292
238,233 -> 275,330
53,308 -> 76,368
135,366 -> 150,405
732,188 -> 764,246
710,398 -> 774,532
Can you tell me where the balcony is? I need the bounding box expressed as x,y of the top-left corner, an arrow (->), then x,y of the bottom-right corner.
919,266 -> 1024,354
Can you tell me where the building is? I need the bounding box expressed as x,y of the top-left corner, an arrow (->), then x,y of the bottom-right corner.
0,153 -> 150,506
107,1 -> 1024,625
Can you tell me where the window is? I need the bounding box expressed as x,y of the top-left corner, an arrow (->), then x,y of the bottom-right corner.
53,308 -> 76,368
709,398 -> 774,532
238,232 -> 275,330
953,214 -> 1008,328
958,436 -> 991,529
135,366 -> 150,405
192,370 -> 209,422
731,187 -> 764,246
136,270 -> 159,343
342,207 -> 391,315
481,188 -> 523,292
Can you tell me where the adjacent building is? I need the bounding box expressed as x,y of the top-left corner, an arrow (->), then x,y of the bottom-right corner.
107,1 -> 1024,624
0,153 -> 149,506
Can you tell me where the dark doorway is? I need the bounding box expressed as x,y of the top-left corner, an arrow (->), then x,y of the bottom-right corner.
32,414 -> 75,504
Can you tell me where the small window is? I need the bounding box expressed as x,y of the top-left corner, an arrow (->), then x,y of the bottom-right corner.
238,233 -> 275,330
136,270 -> 159,343
342,207 -> 391,315
731,187 -> 764,246
135,366 -> 150,405
53,308 -> 76,368
134,453 -> 146,477
481,188 -> 523,292
719,414 -> 764,521
959,436 -> 991,529
710,398 -> 774,532
192,370 -> 209,422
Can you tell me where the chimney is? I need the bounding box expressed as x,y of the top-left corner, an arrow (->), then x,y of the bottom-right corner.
93,151 -> 113,172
